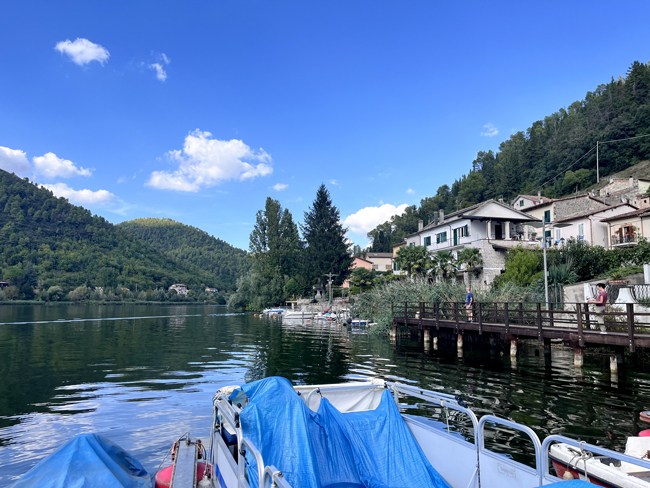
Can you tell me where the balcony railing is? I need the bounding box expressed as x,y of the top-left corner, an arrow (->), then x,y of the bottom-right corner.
611,234 -> 639,246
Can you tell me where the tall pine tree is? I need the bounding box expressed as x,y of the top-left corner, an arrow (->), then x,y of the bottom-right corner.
301,184 -> 353,286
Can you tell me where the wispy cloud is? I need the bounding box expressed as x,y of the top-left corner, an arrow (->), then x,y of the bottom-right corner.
146,130 -> 272,192
148,52 -> 170,82
117,176 -> 128,184
55,38 -> 109,66
273,183 -> 288,191
406,188 -> 415,195
481,123 -> 499,137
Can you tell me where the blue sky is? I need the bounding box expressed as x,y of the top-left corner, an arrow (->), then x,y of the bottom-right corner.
2,1 -> 650,249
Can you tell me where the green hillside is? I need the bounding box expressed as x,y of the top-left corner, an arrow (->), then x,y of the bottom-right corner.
118,218 -> 249,291
368,60 -> 650,251
0,169 -> 220,298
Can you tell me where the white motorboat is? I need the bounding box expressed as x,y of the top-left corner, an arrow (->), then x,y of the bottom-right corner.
207,378 -> 650,488
549,436 -> 650,487
281,310 -> 318,319
261,308 -> 285,316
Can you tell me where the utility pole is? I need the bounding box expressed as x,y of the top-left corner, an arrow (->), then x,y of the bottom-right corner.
323,272 -> 338,306
596,141 -> 599,183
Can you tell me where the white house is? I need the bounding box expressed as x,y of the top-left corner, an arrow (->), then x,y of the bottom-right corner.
552,203 -> 638,247
404,200 -> 540,286
169,284 -> 189,295
510,194 -> 554,210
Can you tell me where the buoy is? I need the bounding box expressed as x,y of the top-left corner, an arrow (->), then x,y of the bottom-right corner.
640,429 -> 650,437
640,411 -> 650,423
254,314 -> 257,317
562,470 -> 575,481
155,462 -> 207,488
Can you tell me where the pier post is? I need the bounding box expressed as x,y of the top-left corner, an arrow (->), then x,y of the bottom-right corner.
433,335 -> 438,351
424,328 -> 430,342
610,355 -> 618,374
510,337 -> 517,358
574,347 -> 583,368
390,323 -> 397,340
457,333 -> 463,350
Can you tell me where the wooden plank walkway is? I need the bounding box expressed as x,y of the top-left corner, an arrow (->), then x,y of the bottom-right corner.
391,301 -> 650,351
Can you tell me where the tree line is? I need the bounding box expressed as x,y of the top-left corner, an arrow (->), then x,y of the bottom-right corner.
368,60 -> 650,252
228,184 -> 353,310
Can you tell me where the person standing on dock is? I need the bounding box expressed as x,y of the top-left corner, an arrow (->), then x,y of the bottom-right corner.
466,287 -> 474,322
588,283 -> 608,331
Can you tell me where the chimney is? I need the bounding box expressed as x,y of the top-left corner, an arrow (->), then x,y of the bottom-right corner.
630,177 -> 635,188
418,219 -> 423,232
434,211 -> 439,226
498,197 -> 504,203
439,209 -> 445,224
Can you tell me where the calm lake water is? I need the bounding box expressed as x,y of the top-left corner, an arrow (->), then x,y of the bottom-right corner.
1,303 -> 650,485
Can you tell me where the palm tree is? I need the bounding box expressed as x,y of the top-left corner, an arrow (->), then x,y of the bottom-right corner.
433,250 -> 456,280
456,247 -> 483,273
396,245 -> 432,277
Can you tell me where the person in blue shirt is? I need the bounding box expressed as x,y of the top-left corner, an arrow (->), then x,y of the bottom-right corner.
465,287 -> 474,322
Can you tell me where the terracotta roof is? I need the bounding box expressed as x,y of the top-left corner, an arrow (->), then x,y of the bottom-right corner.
554,203 -> 637,222
601,207 -> 650,223
353,256 -> 373,264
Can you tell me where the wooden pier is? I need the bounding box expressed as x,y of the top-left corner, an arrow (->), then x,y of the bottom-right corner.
391,301 -> 650,368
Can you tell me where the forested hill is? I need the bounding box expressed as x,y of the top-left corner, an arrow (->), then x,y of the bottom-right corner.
368,60 -> 650,252
0,169 -> 222,298
118,218 -> 249,291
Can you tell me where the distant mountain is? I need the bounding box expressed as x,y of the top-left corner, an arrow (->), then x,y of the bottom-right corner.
0,169 -> 223,297
118,218 -> 249,291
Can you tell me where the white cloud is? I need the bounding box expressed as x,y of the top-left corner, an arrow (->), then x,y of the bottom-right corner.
146,130 -> 273,192
161,53 -> 171,65
343,203 -> 409,236
55,38 -> 109,66
0,146 -> 31,174
329,179 -> 338,186
273,183 -> 288,191
33,152 -> 92,178
43,183 -> 116,206
117,176 -> 128,184
481,123 -> 499,137
149,63 -> 167,82
406,188 -> 415,194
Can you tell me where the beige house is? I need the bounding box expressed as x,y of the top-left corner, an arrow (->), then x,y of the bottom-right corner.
552,203 -> 637,247
601,208 -> 650,249
365,252 -> 393,271
392,241 -> 407,275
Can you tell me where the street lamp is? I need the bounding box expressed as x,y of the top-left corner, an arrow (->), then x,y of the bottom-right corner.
530,220 -> 570,309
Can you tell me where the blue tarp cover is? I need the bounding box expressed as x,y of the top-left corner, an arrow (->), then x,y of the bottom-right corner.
12,433 -> 152,488
235,376 -> 451,488
543,481 -> 594,487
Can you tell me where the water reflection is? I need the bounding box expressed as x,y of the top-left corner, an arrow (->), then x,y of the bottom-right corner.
0,305 -> 649,485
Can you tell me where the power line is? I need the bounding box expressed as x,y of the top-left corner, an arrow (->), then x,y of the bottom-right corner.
537,131 -> 650,192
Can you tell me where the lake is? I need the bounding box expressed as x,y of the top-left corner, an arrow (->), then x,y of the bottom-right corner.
1,303 -> 650,485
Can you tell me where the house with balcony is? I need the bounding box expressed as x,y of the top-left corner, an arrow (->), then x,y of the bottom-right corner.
601,208 -> 650,249
169,284 -> 189,295
552,203 -> 637,247
521,194 -> 610,242
403,200 -> 540,286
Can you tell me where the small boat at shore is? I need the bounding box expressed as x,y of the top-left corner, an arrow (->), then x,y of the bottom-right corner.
13,377 -> 650,488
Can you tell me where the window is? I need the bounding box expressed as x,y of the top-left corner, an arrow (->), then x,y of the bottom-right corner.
555,228 -> 561,241
394,262 -> 399,271
520,199 -> 524,207
544,210 -> 551,223
424,236 -> 431,246
457,224 -> 470,237
409,242 -> 414,247
578,223 -> 584,237
436,232 -> 447,244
